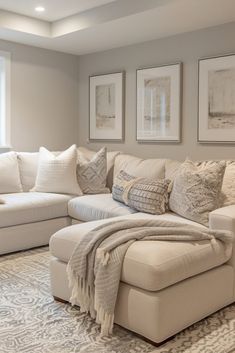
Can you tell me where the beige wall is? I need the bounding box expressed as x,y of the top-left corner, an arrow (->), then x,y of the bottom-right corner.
0,39 -> 79,152
78,21 -> 235,161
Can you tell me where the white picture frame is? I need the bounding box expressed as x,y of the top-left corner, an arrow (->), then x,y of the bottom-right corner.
198,54 -> 235,143
89,72 -> 124,141
136,63 -> 182,142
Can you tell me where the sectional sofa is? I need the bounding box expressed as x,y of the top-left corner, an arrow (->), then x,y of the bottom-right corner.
0,147 -> 235,345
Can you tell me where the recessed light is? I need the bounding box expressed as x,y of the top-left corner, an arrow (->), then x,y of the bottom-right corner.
35,6 -> 45,12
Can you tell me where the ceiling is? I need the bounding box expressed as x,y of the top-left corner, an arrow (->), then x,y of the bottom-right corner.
0,0 -> 116,21
0,0 -> 234,56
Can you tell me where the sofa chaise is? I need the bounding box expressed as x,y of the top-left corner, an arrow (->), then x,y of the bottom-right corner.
49,151 -> 235,344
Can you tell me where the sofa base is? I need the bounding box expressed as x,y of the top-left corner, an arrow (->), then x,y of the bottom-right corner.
50,257 -> 234,344
0,217 -> 71,255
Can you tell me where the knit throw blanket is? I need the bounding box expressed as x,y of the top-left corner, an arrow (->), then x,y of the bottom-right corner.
67,219 -> 233,336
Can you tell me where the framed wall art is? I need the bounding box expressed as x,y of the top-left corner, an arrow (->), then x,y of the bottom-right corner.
89,72 -> 125,141
198,53 -> 235,143
136,63 -> 182,142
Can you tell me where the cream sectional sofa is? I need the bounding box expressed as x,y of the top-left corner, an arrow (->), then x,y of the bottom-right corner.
0,148 -> 235,344
49,151 -> 235,345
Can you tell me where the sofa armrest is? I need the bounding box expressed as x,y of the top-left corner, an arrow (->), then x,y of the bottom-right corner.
209,205 -> 235,269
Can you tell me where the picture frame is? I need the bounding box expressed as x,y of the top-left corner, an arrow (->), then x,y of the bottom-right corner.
136,63 -> 182,142
89,71 -> 125,141
198,53 -> 235,143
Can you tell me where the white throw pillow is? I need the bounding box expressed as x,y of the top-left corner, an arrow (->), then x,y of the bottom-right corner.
0,152 -> 23,193
31,145 -> 83,195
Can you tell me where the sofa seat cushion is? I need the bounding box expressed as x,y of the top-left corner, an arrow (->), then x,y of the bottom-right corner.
0,192 -> 73,228
68,194 -> 137,222
50,212 -> 230,292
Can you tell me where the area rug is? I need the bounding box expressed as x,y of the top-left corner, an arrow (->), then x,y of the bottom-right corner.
0,248 -> 234,353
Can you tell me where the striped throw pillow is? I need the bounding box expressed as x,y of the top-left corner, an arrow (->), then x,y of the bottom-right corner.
112,170 -> 170,214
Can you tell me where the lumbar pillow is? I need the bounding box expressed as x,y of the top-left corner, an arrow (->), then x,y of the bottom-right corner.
112,170 -> 170,214
77,147 -> 110,194
31,145 -> 83,195
0,152 -> 23,193
169,159 -> 226,225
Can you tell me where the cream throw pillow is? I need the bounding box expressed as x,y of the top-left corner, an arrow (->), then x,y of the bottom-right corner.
77,147 -> 109,194
169,159 -> 226,226
0,152 -> 23,193
0,198 -> 5,204
31,145 -> 82,195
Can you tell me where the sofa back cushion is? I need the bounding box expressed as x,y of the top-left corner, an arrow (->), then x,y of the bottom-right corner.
113,154 -> 166,182
0,152 -> 23,193
17,152 -> 39,191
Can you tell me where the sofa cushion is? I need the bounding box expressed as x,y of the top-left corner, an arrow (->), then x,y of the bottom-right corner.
113,154 -> 166,181
0,152 -> 23,193
68,194 -> 137,222
0,192 -> 73,228
50,212 -> 231,292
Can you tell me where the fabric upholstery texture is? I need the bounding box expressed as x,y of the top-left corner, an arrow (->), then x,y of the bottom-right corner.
68,194 -> 136,222
77,147 -> 109,194
169,159 -> 226,225
221,161 -> 235,206
77,146 -> 120,190
112,170 -> 170,214
50,212 -> 230,292
17,152 -> 39,192
0,152 -> 23,194
113,154 -> 166,181
0,192 -> 73,228
31,145 -> 82,196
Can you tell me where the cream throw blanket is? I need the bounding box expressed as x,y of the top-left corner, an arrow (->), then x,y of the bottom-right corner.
67,219 -> 233,336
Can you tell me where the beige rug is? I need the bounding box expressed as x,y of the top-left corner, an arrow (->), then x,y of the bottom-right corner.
0,247 -> 234,353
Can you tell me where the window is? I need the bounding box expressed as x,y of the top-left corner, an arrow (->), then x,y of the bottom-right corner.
0,51 -> 10,147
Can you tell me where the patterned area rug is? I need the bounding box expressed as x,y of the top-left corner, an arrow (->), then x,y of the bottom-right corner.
0,247 -> 234,353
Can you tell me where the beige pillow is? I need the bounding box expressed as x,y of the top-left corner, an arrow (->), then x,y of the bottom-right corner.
77,147 -> 110,194
221,161 -> 235,206
0,198 -> 5,204
112,170 -> 170,214
77,146 -> 120,190
0,152 -> 23,193
169,159 -> 226,226
31,145 -> 83,195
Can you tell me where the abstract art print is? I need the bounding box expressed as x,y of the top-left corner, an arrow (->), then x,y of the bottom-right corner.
198,54 -> 235,142
89,72 -> 124,141
136,63 -> 182,142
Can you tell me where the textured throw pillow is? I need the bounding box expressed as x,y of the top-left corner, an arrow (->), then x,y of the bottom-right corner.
112,170 -> 170,214
77,147 -> 110,194
169,159 -> 226,226
31,145 -> 83,195
221,161 -> 235,206
77,146 -> 120,190
0,152 -> 23,193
